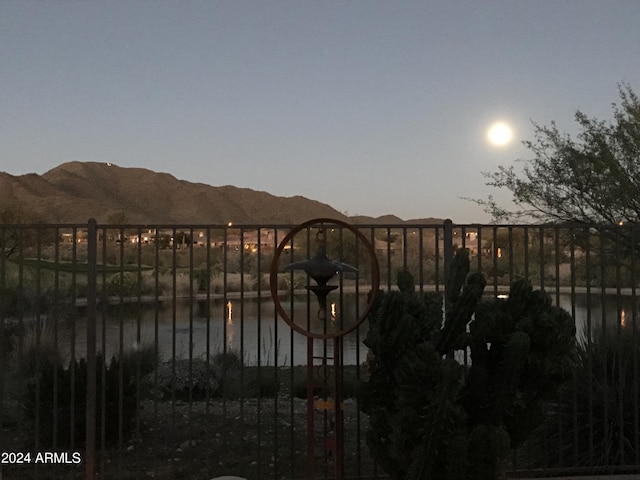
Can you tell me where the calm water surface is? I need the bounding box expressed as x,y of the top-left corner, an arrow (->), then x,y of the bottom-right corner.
69,291 -> 637,366
74,295 -> 369,366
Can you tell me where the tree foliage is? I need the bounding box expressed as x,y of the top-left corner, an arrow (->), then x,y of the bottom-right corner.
481,84 -> 640,224
0,203 -> 49,258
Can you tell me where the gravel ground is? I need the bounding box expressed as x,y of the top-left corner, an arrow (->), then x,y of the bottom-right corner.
1,395 -> 379,480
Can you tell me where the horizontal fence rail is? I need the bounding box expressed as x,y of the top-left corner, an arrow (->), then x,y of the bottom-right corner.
0,220 -> 639,479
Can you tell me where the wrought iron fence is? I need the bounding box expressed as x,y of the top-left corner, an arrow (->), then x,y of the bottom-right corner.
1,219 -> 639,479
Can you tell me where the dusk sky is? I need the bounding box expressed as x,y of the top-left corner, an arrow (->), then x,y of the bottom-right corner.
2,1 -> 639,223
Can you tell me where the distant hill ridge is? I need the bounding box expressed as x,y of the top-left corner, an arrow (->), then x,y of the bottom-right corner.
0,161 -> 443,225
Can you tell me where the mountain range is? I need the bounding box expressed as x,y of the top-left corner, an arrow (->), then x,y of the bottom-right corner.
0,161 -> 443,225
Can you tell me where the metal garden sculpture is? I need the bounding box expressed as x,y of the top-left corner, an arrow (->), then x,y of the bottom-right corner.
270,218 -> 379,480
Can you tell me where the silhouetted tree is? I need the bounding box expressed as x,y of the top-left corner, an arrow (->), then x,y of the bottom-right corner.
481,84 -> 639,224
0,204 -> 47,258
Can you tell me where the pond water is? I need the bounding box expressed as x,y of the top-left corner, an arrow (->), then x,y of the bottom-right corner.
67,290 -> 637,366
558,291 -> 637,341
73,295 -> 370,366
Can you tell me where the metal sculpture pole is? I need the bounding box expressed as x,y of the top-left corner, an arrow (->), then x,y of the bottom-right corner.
270,218 -> 379,480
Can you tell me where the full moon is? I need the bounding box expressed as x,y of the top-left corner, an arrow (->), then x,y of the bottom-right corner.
487,122 -> 513,146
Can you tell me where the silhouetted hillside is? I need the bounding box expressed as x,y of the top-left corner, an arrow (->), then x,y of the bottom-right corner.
0,162 -> 444,225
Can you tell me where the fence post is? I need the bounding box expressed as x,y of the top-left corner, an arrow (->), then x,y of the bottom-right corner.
85,219 -> 97,479
443,219 -> 453,288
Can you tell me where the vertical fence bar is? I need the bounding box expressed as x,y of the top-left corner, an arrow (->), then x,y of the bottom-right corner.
599,227 -> 609,467
288,226 -> 297,475
386,227 -> 392,289
153,227 -> 161,478
538,226 -> 545,292
239,227 -> 247,479
508,226 -> 514,285
135,228 -> 143,473
52,228 -> 60,454
554,226 -> 564,467
0,226 -> 5,454
523,227 -> 529,282
443,220 -> 453,294
272,226 -> 280,479
69,228 -> 77,450
476,226 -> 482,275
585,226 -> 594,464
554,227 -> 561,306
492,226 -> 498,296
188,227 -> 195,466
402,226 -> 408,269
100,226 -> 108,473
256,227 -> 263,478
86,219 -> 98,479
418,227 -> 424,291
434,227 -> 440,292
34,228 -> 42,465
632,225 -> 639,466
569,227 -> 579,467
615,225 -> 624,466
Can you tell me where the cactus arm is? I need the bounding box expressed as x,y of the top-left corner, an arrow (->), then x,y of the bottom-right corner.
446,249 -> 470,303
490,331 -> 531,424
406,359 -> 465,480
437,272 -> 486,356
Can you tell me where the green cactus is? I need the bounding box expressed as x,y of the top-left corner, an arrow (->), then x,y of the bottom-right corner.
358,250 -> 576,480
437,271 -> 486,355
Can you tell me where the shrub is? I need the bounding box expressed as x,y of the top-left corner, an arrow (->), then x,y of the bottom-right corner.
147,358 -> 219,401
252,366 -> 280,398
0,285 -> 20,318
146,351 -> 280,400
22,353 -> 140,448
211,350 -> 244,398
12,317 -> 68,379
119,342 -> 157,385
542,327 -> 640,468
0,285 -> 58,318
106,271 -> 140,297
193,265 -> 211,293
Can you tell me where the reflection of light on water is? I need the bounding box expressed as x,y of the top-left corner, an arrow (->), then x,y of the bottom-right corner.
621,309 -> 626,328
226,300 -> 234,347
330,303 -> 336,320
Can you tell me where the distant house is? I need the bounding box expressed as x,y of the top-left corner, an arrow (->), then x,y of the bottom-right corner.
218,229 -> 280,252
374,238 -> 397,256
437,229 -> 480,257
128,230 -> 155,244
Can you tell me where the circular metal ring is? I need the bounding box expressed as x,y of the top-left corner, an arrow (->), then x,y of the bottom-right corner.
269,218 -> 380,339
